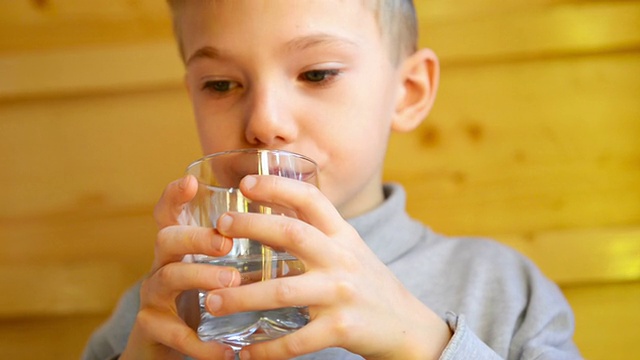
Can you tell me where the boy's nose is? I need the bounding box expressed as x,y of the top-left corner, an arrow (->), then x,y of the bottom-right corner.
244,86 -> 297,147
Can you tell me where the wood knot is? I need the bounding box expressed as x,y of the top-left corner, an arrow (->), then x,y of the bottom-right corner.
422,124 -> 440,147
514,150 -> 527,163
465,122 -> 484,143
31,0 -> 50,9
451,171 -> 467,185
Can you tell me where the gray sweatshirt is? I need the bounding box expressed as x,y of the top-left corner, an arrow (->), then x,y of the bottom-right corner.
82,184 -> 582,359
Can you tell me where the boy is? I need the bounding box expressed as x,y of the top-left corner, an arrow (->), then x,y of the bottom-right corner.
83,0 -> 582,359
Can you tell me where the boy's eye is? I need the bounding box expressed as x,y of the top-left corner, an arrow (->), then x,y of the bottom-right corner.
202,80 -> 239,93
300,69 -> 340,83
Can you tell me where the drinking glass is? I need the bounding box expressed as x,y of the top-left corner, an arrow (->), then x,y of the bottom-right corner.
182,149 -> 318,354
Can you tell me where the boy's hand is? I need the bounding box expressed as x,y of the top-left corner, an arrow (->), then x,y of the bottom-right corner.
208,175 -> 452,360
120,175 -> 239,360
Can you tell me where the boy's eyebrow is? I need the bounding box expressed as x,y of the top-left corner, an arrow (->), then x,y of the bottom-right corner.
186,46 -> 221,66
185,33 -> 358,65
284,33 -> 359,52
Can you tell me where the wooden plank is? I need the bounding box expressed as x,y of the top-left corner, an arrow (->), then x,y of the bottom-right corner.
420,1 -> 640,64
0,282 -> 629,360
0,0 -> 172,53
0,1 -> 638,99
385,52 -> 640,235
562,281 -> 640,360
1,204 -> 637,317
496,227 -> 640,285
0,211 -> 156,269
0,41 -> 183,100
0,284 -> 636,360
0,87 -> 201,218
0,0 -> 169,24
0,314 -> 108,360
418,0 -> 564,20
0,275 -> 635,359
0,213 -> 152,318
0,262 -> 128,318
0,55 -> 637,234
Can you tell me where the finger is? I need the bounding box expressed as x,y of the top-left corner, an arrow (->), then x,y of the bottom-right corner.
204,271 -> 332,316
239,175 -> 344,236
215,212 -> 330,267
236,260 -> 306,284
240,316 -> 340,360
154,175 -> 198,229
142,262 -> 240,310
133,308 -> 236,360
154,225 -> 233,269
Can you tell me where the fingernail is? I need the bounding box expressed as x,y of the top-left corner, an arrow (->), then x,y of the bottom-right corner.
207,294 -> 222,312
239,349 -> 251,360
179,175 -> 190,190
218,270 -> 235,287
242,175 -> 257,190
218,213 -> 233,231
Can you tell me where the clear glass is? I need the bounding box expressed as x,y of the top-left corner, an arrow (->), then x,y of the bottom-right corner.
182,149 -> 318,353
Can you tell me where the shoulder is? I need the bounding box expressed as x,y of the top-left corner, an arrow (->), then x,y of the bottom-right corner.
81,282 -> 141,359
419,227 -> 537,275
408,226 -> 564,306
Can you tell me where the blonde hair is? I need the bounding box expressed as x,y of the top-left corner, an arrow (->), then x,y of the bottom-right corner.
368,0 -> 418,64
166,0 -> 418,66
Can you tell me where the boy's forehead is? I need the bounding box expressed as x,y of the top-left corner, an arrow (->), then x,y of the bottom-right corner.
176,0 -> 384,60
176,0 -> 377,27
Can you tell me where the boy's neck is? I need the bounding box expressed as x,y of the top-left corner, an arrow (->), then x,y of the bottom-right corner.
339,181 -> 386,219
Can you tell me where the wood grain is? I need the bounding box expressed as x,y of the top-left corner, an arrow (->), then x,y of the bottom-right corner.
0,262 -> 127,318
0,315 -> 109,360
497,227 -> 640,285
420,1 -> 640,64
0,88 -> 199,218
1,0 -> 639,359
564,281 -> 640,360
0,41 -> 183,100
385,52 -> 640,235
2,1 -> 638,99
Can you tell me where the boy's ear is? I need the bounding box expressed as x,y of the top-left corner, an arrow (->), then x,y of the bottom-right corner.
391,48 -> 440,132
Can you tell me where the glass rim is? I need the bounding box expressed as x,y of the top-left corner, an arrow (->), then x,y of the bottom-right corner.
185,148 -> 318,174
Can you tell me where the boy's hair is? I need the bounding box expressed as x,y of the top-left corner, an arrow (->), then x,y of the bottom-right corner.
166,0 -> 418,66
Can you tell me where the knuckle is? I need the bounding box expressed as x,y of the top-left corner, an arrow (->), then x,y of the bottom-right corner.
296,184 -> 319,209
185,227 -> 201,251
281,221 -> 306,247
170,328 -> 192,351
159,225 -> 201,254
155,263 -> 178,284
339,250 -> 362,272
274,280 -> 296,304
156,226 -> 174,249
334,279 -> 357,302
135,308 -> 155,333
282,333 -> 306,357
139,275 -> 166,307
331,311 -> 356,340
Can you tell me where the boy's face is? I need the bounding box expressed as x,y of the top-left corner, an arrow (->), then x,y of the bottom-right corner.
180,0 -> 404,217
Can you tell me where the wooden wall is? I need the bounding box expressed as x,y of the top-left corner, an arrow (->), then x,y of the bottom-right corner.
0,0 -> 638,359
